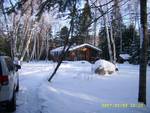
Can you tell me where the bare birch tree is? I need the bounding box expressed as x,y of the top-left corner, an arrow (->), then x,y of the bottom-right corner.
93,1 -> 114,63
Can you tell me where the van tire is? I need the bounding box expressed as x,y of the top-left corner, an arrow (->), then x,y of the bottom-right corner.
7,92 -> 16,112
16,80 -> 19,92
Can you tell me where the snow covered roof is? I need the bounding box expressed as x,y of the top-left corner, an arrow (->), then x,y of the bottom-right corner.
119,54 -> 131,60
50,43 -> 101,54
50,46 -> 66,53
69,43 -> 101,52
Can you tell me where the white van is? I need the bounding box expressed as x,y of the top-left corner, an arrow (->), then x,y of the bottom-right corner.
0,55 -> 21,112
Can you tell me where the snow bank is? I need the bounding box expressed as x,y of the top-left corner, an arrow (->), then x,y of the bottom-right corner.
93,59 -> 116,75
119,54 -> 131,60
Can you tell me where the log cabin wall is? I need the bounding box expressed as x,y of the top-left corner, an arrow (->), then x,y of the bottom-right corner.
67,46 -> 100,62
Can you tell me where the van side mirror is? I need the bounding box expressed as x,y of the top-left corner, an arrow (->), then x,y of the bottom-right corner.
15,64 -> 21,71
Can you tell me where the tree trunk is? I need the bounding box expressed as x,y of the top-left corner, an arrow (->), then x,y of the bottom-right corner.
97,1 -> 113,62
48,44 -> 72,82
110,20 -> 116,64
38,39 -> 44,60
105,14 -> 113,62
30,35 -> 36,60
112,0 -> 122,58
138,0 -> 148,105
36,33 -> 40,59
48,3 -> 76,82
45,32 -> 49,60
20,30 -> 33,61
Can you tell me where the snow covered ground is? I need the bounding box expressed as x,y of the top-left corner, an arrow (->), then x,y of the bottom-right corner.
13,61 -> 150,113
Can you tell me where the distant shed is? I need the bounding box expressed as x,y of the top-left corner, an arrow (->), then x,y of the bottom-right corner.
119,54 -> 131,63
119,54 -> 131,61
50,43 -> 102,62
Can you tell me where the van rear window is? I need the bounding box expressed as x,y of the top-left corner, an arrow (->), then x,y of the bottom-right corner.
0,62 -> 2,75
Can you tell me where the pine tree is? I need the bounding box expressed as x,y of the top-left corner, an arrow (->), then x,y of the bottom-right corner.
77,0 -> 92,44
60,26 -> 69,44
122,25 -> 139,53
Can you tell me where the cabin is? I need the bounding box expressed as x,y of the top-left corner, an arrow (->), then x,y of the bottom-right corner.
50,43 -> 102,62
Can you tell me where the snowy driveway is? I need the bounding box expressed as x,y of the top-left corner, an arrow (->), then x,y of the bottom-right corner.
13,61 -> 150,113
14,63 -> 51,113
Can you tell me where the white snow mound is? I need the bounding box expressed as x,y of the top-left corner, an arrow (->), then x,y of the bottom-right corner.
93,59 -> 116,75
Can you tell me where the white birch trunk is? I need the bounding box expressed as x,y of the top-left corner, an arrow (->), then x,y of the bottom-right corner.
110,22 -> 116,64
45,33 -> 49,60
30,34 -> 36,60
104,14 -> 113,62
20,30 -> 33,61
38,36 -> 45,60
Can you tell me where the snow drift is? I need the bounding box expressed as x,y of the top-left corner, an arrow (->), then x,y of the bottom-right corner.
93,59 -> 116,75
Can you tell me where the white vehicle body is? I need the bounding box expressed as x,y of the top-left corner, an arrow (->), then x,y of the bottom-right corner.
0,55 -> 20,112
